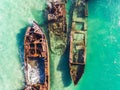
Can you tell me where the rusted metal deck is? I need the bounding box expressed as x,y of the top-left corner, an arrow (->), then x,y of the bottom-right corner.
24,21 -> 50,90
69,0 -> 88,85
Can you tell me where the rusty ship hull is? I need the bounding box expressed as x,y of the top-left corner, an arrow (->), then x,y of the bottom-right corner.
47,0 -> 67,54
69,31 -> 86,85
69,0 -> 88,85
24,21 -> 50,90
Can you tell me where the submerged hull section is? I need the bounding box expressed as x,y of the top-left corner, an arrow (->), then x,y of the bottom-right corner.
69,0 -> 88,85
24,21 -> 50,90
47,0 -> 67,54
69,31 -> 86,85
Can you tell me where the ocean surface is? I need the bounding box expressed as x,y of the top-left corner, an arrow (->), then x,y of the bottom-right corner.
0,0 -> 120,90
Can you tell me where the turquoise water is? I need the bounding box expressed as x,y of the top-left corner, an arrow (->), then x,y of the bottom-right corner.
0,0 -> 120,90
85,0 -> 120,90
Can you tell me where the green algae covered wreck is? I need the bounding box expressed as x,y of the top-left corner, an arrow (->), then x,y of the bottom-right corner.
47,0 -> 67,54
69,0 -> 88,85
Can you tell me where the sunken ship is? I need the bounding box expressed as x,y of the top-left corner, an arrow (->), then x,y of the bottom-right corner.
47,0 -> 67,54
69,0 -> 88,85
24,21 -> 50,90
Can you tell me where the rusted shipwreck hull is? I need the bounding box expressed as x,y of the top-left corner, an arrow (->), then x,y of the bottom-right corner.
69,31 -> 86,85
24,21 -> 50,90
69,0 -> 88,85
47,0 -> 67,54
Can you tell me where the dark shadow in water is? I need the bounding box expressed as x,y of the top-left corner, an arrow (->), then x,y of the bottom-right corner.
57,45 -> 72,87
66,0 -> 75,43
17,26 -> 28,67
31,8 -> 48,26
16,26 -> 28,89
56,0 -> 75,87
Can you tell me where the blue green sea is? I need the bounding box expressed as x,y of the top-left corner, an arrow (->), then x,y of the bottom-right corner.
0,0 -> 120,90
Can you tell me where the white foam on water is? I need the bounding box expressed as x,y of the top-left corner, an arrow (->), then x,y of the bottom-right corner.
27,64 -> 40,84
